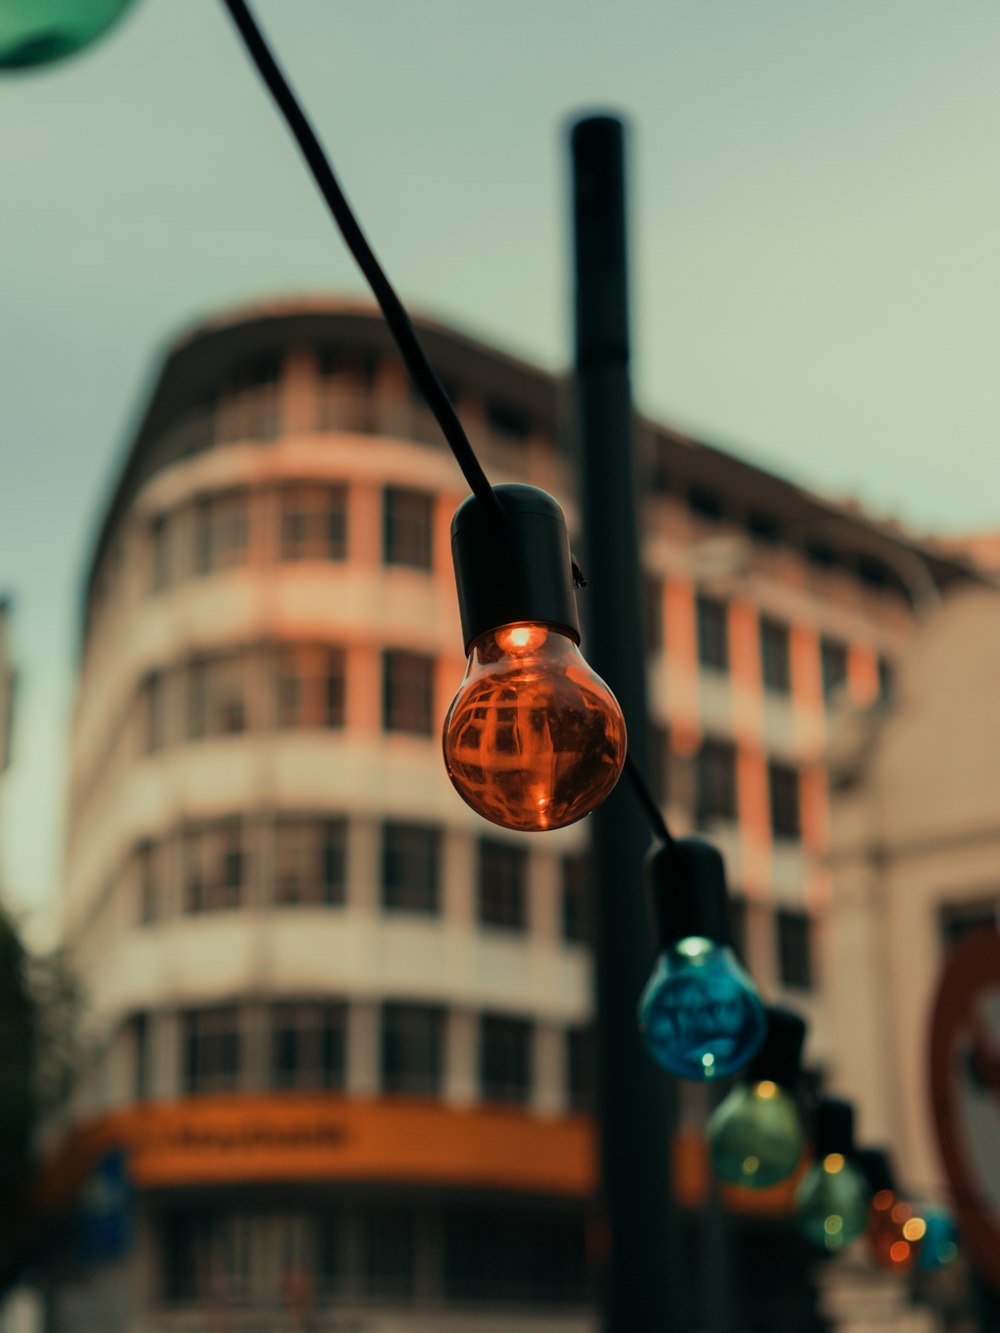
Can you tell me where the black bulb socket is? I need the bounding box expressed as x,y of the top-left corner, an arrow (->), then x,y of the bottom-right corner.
814,1098 -> 857,1159
856,1147 -> 898,1197
450,484 -> 581,656
744,1006 -> 807,1090
648,836 -> 732,951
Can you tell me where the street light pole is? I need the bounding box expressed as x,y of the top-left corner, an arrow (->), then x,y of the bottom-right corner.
571,114 -> 681,1332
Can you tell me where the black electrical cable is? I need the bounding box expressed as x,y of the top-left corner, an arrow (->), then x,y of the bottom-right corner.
220,0 -> 674,846
623,752 -> 676,850
218,0 -> 503,526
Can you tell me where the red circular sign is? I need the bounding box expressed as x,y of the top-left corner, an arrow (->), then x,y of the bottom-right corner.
929,926 -> 1000,1292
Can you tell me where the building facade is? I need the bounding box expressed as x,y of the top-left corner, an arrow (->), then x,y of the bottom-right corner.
824,583 -> 1000,1325
48,297 -> 976,1330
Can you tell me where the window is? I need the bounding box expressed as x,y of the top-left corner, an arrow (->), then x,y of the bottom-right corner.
316,349 -> 378,432
182,1006 -> 241,1095
648,724 -> 671,806
444,1207 -> 589,1305
728,893 -> 748,963
137,841 -> 159,925
878,656 -> 895,702
271,1001 -> 347,1090
279,484 -> 348,562
381,1003 -> 444,1096
151,514 -> 171,592
362,1208 -> 416,1299
477,840 -> 527,931
695,740 -> 738,824
689,486 -> 723,521
697,596 -> 729,672
642,575 -> 664,652
381,823 -> 440,914
805,541 -> 839,573
768,763 -> 801,840
187,653 -> 248,739
561,852 -> 591,944
143,671 -> 167,754
164,1209 -> 309,1305
858,556 -> 891,591
485,399 -> 532,443
382,650 -> 435,735
480,1013 -> 533,1106
566,1026 -> 595,1113
776,909 -> 812,990
132,1012 -> 149,1101
760,617 -> 791,693
820,637 -> 848,702
192,491 -> 249,576
183,820 -> 247,913
274,817 -> 347,907
650,441 -> 671,494
383,488 -> 434,569
747,510 -> 780,545
219,355 -> 282,441
275,645 -> 345,729
940,899 -> 999,952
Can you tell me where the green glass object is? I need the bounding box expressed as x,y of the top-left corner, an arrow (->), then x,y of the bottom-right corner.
795,1153 -> 870,1252
708,1079 -> 804,1189
0,0 -> 137,71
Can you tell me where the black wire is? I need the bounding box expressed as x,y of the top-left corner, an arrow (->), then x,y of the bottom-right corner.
218,0 -> 503,526
623,752 -> 676,849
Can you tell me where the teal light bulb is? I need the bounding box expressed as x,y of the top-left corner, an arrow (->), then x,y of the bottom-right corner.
0,0 -> 137,71
637,937 -> 767,1082
795,1153 -> 870,1252
708,1079 -> 804,1189
915,1206 -> 959,1271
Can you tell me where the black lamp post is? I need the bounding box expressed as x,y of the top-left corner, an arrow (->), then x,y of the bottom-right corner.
571,113 -> 680,1332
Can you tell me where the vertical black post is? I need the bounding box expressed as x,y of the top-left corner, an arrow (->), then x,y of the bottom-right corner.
571,114 -> 680,1331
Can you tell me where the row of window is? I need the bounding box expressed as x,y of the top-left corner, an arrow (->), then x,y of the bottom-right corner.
139,645 -> 436,754
163,1201 -> 588,1307
134,1002 -> 595,1112
149,484 -> 435,592
134,820 -> 562,928
689,594 -> 892,702
648,453 -> 925,600
693,741 -> 803,839
128,815 -> 813,988
138,648 -> 808,840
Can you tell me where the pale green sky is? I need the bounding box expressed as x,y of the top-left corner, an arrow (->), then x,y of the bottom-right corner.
2,0 -> 999,940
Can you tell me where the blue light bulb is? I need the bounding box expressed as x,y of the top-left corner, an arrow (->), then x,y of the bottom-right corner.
637,936 -> 767,1081
915,1206 -> 959,1271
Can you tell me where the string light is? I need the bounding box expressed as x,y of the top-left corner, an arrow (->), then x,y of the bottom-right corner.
795,1100 -> 870,1252
709,1007 -> 806,1189
443,485 -> 625,831
637,838 -> 766,1080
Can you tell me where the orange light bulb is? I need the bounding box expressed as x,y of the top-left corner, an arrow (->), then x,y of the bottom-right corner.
867,1190 -> 920,1272
442,621 -> 626,832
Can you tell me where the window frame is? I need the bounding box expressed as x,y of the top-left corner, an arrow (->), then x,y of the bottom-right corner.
382,487 -> 434,571
381,822 -> 441,915
696,595 -> 730,672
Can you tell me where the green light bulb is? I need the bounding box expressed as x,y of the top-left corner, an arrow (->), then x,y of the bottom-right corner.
795,1153 -> 870,1252
0,0 -> 138,71
708,1079 -> 804,1189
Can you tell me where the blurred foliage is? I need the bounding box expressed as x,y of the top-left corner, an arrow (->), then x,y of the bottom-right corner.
0,907 -> 36,1196
0,907 -> 85,1200
29,946 -> 86,1118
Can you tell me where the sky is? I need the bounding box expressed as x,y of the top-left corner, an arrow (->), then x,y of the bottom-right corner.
2,0 -> 1000,944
